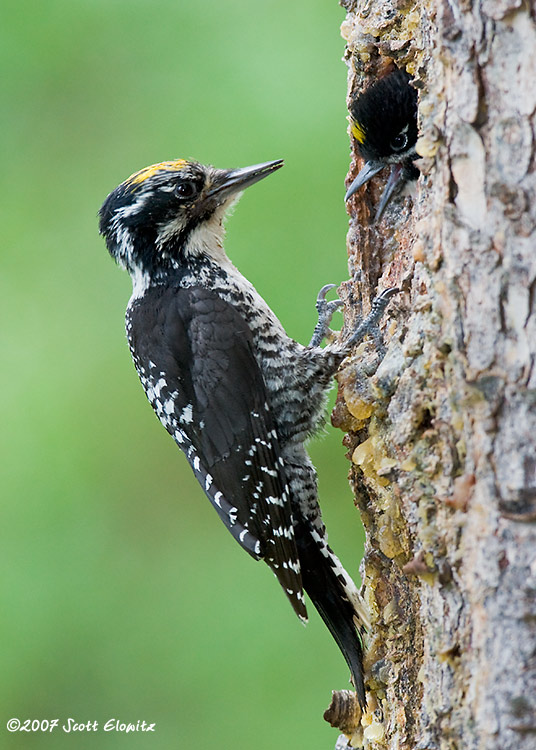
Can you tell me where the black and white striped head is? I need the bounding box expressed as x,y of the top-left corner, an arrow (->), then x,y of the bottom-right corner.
99,159 -> 284,279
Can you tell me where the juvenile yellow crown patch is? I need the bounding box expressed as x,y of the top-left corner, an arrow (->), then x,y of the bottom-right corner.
126,159 -> 188,186
351,120 -> 366,144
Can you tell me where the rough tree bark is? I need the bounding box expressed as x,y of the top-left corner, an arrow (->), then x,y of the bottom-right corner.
328,1 -> 536,748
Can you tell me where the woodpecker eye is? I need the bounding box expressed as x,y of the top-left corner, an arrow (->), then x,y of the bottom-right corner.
174,180 -> 199,201
390,130 -> 409,152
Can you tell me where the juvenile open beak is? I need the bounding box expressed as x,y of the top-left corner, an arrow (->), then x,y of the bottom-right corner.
374,163 -> 404,221
345,159 -> 409,222
209,160 -> 284,200
344,160 -> 384,201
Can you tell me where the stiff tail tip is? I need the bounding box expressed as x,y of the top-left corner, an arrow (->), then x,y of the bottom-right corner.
295,517 -> 367,708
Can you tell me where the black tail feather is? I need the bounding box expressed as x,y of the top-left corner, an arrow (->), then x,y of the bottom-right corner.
295,517 -> 366,708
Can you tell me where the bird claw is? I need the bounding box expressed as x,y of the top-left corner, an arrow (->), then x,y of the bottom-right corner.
316,284 -> 343,317
309,284 -> 343,347
346,287 -> 399,353
316,283 -> 338,301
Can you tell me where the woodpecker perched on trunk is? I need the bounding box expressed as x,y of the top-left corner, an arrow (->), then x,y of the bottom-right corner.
99,158 -> 396,706
345,69 -> 419,220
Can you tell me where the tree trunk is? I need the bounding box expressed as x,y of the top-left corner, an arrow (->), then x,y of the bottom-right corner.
331,1 -> 536,748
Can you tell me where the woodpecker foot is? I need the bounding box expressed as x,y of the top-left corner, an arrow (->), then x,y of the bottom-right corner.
309,284 -> 343,347
346,287 -> 399,355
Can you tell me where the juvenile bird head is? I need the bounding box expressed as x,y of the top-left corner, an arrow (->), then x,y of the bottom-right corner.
99,159 -> 284,279
345,69 -> 418,220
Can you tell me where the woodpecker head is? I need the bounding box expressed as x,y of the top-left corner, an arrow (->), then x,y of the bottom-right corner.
345,69 -> 418,219
99,159 -> 284,279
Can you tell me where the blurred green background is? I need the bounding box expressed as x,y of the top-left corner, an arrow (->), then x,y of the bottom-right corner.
0,1 -> 365,748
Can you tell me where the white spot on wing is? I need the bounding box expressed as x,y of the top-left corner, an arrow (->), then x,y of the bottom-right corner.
266,495 -> 285,507
180,404 -> 193,424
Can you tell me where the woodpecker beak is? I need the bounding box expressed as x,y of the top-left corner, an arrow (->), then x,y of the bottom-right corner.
344,160 -> 384,202
209,160 -> 284,200
345,159 -> 408,222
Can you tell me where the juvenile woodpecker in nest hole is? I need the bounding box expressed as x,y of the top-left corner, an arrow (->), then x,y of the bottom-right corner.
99,158 -> 396,705
345,69 -> 419,220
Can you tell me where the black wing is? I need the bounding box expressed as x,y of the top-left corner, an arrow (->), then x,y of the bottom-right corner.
127,284 -> 306,620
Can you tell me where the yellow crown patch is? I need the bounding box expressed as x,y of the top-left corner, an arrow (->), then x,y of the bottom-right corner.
126,159 -> 188,186
351,120 -> 366,144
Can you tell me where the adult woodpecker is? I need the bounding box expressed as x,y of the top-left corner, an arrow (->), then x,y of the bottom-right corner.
345,69 -> 419,220
99,158 -> 396,706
